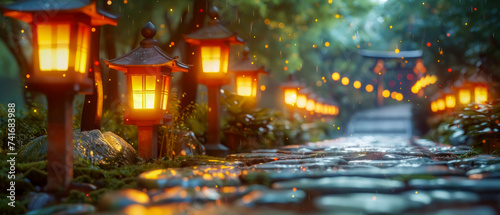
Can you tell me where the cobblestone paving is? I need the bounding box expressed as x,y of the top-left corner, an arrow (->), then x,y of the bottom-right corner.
64,136 -> 500,214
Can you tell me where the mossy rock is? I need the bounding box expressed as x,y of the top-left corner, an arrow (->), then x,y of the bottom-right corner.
18,130 -> 137,165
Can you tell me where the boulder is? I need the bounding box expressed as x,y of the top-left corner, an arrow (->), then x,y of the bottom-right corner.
18,130 -> 137,165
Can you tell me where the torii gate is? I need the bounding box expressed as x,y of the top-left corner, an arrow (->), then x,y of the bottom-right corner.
359,49 -> 424,107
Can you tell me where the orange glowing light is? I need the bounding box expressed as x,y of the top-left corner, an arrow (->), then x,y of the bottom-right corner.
331,72 -> 340,81
431,101 -> 438,112
341,77 -> 349,85
201,46 -> 223,73
131,75 -> 156,109
437,98 -> 445,111
37,24 -> 70,71
260,85 -> 266,91
474,86 -> 488,103
296,94 -> 307,108
284,88 -> 298,105
353,81 -> 361,89
365,84 -> 373,92
306,98 -> 315,111
445,95 -> 456,108
458,89 -> 471,104
382,90 -> 390,98
236,75 -> 256,97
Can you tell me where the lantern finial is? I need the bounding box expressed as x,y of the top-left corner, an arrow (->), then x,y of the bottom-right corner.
208,6 -> 220,25
140,22 -> 158,47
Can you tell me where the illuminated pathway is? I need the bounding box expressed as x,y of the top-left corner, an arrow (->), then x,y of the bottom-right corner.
90,134 -> 500,214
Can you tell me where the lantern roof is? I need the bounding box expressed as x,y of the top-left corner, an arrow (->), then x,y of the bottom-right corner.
279,74 -> 304,89
429,91 -> 443,102
442,86 -> 453,95
184,7 -> 244,45
230,47 -> 267,74
467,72 -> 489,85
298,88 -> 312,95
2,0 -> 118,26
105,22 -> 188,73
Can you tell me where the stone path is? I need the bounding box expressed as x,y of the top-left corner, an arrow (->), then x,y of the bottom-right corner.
33,135 -> 500,214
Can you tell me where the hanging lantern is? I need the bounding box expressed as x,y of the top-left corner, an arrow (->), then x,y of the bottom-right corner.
230,47 -> 267,98
106,22 -> 188,159
279,74 -> 303,106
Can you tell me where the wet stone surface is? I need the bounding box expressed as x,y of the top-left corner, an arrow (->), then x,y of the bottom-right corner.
89,135 -> 500,214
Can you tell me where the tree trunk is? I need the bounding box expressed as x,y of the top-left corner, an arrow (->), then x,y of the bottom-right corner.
179,0 -> 208,111
102,1 -> 120,111
81,27 -> 103,131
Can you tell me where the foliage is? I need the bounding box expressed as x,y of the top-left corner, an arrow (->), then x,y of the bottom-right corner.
100,104 -> 138,150
0,103 -> 47,150
221,91 -> 282,150
450,99 -> 500,150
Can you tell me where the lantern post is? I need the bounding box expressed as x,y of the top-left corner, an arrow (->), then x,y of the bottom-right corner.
373,59 -> 387,107
230,47 -> 267,108
2,0 -> 117,191
184,7 -> 244,157
105,22 -> 188,159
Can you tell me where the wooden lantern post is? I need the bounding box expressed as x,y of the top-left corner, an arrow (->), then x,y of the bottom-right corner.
184,7 -> 244,157
2,0 -> 117,191
105,22 -> 188,159
373,59 -> 387,107
230,47 -> 267,109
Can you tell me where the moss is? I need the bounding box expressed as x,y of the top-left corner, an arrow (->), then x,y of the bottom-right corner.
89,189 -> 109,205
17,161 -> 47,173
65,190 -> 90,204
22,168 -> 47,186
72,175 -> 93,184
459,150 -> 481,159
0,198 -> 28,214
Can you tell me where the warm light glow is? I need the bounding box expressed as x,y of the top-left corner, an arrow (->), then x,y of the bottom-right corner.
445,95 -> 456,108
306,99 -> 315,111
331,72 -> 340,81
37,24 -> 70,71
382,90 -> 390,98
296,94 -> 307,108
75,24 -> 90,73
437,99 -> 445,111
161,76 -> 170,110
131,75 -> 156,109
353,81 -> 361,89
315,102 -> 323,114
260,85 -> 266,91
284,88 -> 298,105
341,77 -> 349,85
201,46 -> 221,73
458,89 -> 471,104
365,84 -> 373,92
395,93 -> 403,101
391,91 -> 398,99
236,75 -> 256,97
474,86 -> 488,103
431,101 -> 438,112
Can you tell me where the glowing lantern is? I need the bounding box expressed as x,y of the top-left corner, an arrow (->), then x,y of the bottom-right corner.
3,0 -> 117,93
315,98 -> 324,115
280,74 -> 303,106
341,77 -> 350,85
306,94 -> 317,112
183,7 -> 243,156
331,72 -> 340,81
431,101 -> 438,112
353,81 -> 361,89
106,22 -> 188,159
458,89 -> 471,105
296,88 -> 311,109
2,0 -> 118,191
230,47 -> 267,100
184,7 -> 243,86
442,88 -> 456,109
474,86 -> 488,103
437,99 -> 446,111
